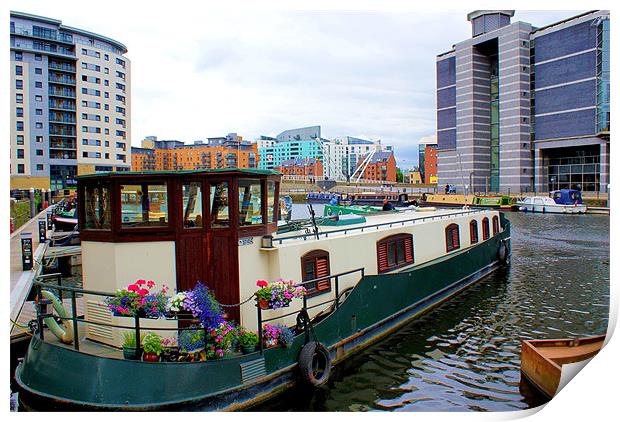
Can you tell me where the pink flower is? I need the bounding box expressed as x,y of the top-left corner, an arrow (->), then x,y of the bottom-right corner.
127,284 -> 139,292
147,280 -> 155,288
256,280 -> 268,288
140,298 -> 146,305
138,288 -> 149,297
136,279 -> 146,286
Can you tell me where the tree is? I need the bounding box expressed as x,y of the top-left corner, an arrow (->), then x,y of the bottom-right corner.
396,167 -> 404,183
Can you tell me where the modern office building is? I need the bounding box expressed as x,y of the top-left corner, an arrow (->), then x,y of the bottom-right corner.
131,134 -> 258,172
10,11 -> 131,191
257,126 -> 324,170
436,10 -> 609,193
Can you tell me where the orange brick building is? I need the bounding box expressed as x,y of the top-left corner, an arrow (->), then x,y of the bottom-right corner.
275,157 -> 323,178
131,135 -> 259,172
424,144 -> 438,183
354,151 -> 396,182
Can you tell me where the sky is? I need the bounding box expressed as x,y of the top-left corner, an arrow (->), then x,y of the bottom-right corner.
7,2 -> 581,168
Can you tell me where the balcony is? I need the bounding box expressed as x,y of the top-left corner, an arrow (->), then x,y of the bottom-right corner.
49,127 -> 76,137
49,62 -> 76,73
49,140 -> 77,150
49,88 -> 76,98
49,150 -> 77,160
11,26 -> 74,45
49,75 -> 76,85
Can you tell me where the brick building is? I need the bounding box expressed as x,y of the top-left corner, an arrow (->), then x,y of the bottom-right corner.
275,157 -> 323,178
354,151 -> 396,183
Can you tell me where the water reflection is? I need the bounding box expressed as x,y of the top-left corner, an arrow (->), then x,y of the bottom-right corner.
260,211 -> 609,411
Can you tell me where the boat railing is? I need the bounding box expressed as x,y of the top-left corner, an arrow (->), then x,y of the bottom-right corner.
256,267 -> 365,353
273,209 -> 486,244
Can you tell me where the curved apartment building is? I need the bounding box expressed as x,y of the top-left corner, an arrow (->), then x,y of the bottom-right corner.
10,11 -> 131,191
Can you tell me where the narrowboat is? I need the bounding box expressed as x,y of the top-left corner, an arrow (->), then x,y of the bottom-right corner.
520,335 -> 605,398
305,192 -> 350,205
349,192 -> 415,206
420,193 -> 513,209
15,168 -> 511,411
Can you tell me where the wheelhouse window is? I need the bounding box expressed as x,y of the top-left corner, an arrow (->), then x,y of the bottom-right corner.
84,182 -> 111,230
445,223 -> 460,252
238,179 -> 263,226
492,215 -> 499,235
182,182 -> 203,228
469,220 -> 478,244
210,181 -> 229,228
482,217 -> 490,240
301,250 -> 331,295
120,183 -> 168,228
377,234 -> 414,273
267,181 -> 277,223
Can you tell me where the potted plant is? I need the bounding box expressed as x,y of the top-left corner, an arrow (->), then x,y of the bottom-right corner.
160,337 -> 179,362
276,325 -> 294,348
262,324 -> 282,348
255,279 -> 306,310
238,331 -> 259,354
106,279 -> 169,317
142,332 -> 164,362
122,331 -> 142,360
182,282 -> 224,330
178,327 -> 206,361
204,321 -> 239,359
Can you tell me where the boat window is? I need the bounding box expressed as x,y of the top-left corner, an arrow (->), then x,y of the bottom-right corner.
301,250 -> 331,295
210,181 -> 229,228
482,217 -> 490,240
267,181 -> 277,223
492,216 -> 499,235
470,220 -> 478,244
182,182 -> 203,228
238,179 -> 263,226
84,182 -> 111,230
120,183 -> 168,228
445,223 -> 460,252
377,234 -> 414,273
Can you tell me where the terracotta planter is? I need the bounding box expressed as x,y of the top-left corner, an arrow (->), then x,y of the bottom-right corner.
142,352 -> 161,362
258,299 -> 270,310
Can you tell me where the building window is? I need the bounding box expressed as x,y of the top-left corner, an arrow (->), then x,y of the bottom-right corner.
377,233 -> 414,273
36,109 -> 43,115
16,108 -> 23,117
301,250 -> 331,295
482,217 -> 490,240
16,80 -> 23,90
35,81 -> 43,88
16,135 -> 24,145
34,54 -> 41,61
36,149 -> 44,156
492,216 -> 500,235
15,65 -> 22,76
17,164 -> 24,174
35,68 -> 42,75
104,54 -> 109,61
36,122 -> 43,129
17,149 -> 24,159
16,94 -> 23,104
15,52 -> 22,61
16,122 -> 24,132
445,223 -> 460,252
35,95 -> 42,102
36,136 -> 43,143
470,220 -> 478,244
36,164 -> 44,171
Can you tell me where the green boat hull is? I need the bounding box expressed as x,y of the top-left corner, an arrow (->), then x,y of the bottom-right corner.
15,217 -> 511,411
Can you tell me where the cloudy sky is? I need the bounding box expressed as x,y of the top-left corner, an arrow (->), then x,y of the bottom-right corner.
9,2 -> 580,168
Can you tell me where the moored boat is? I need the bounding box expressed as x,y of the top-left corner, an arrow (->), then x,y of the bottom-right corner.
515,195 -> 586,214
421,193 -> 513,209
520,335 -> 605,398
15,168 -> 511,411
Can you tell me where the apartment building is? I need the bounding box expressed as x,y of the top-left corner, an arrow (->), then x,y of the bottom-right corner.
10,11 -> 131,191
353,151 -> 397,183
436,10 -> 609,193
323,136 -> 392,181
131,134 -> 259,172
257,126 -> 324,170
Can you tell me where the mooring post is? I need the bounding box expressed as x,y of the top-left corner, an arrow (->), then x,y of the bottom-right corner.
21,232 -> 33,271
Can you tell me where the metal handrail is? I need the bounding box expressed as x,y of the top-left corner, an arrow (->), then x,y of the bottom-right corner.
274,209 -> 486,244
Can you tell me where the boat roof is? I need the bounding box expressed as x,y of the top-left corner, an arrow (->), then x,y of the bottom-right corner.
274,207 -> 496,246
77,168 -> 281,179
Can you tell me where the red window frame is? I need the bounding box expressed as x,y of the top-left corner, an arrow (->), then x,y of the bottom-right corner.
469,220 -> 478,244
301,250 -> 331,296
377,233 -> 414,273
482,217 -> 490,240
445,223 -> 460,252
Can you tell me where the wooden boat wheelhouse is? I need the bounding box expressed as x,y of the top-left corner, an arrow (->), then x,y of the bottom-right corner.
15,168 -> 512,411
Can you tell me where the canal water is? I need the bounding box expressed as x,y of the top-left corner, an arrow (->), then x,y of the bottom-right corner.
257,206 -> 610,411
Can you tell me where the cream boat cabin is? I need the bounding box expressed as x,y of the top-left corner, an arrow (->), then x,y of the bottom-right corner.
77,169 -> 507,347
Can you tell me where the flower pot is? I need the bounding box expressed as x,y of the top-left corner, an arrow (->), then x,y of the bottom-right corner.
241,344 -> 257,354
142,352 -> 161,362
122,346 -> 142,360
257,299 -> 270,310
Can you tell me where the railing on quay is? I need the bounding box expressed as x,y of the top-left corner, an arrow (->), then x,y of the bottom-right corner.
273,208 -> 486,244
32,266 -> 366,356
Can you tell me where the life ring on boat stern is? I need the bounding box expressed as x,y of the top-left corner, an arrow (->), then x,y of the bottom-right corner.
498,240 -> 509,265
40,290 -> 74,344
298,341 -> 332,387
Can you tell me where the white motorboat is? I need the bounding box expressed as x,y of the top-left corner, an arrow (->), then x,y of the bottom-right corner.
516,196 -> 586,214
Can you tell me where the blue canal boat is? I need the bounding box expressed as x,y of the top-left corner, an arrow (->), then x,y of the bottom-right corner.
15,169 -> 511,411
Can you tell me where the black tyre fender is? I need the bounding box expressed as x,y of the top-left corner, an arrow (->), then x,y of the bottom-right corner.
298,341 -> 331,387
498,240 -> 509,265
